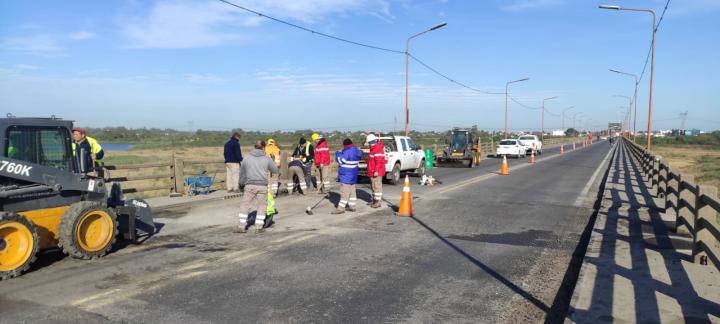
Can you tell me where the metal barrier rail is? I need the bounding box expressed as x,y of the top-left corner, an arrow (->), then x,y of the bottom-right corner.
622,137 -> 720,270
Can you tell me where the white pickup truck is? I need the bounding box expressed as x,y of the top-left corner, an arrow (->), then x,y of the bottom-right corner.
517,134 -> 543,155
358,135 -> 426,185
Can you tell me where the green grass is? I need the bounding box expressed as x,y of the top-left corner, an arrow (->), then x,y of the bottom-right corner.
696,155 -> 720,185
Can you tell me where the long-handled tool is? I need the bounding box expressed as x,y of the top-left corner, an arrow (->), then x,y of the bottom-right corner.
305,194 -> 329,215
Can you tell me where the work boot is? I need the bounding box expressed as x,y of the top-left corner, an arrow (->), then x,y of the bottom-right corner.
346,207 -> 356,212
331,208 -> 345,215
255,228 -> 265,234
371,201 -> 382,208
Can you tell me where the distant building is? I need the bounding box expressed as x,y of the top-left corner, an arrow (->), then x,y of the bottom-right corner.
552,130 -> 565,136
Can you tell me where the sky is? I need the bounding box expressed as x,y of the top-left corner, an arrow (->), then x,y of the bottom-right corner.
1,0 -> 719,132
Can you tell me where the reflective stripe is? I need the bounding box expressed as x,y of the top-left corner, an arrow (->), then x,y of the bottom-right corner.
349,198 -> 357,201
340,165 -> 358,168
338,200 -> 347,207
323,181 -> 330,185
374,193 -> 383,197
316,148 -> 329,151
340,159 -> 359,165
348,202 -> 356,206
403,187 -> 410,192
239,213 -> 248,223
300,184 -> 307,189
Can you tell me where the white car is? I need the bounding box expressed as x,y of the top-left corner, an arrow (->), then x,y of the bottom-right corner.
495,139 -> 526,158
358,135 -> 426,185
517,135 -> 543,155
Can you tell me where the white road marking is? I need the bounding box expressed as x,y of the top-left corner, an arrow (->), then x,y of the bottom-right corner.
574,143 -> 615,207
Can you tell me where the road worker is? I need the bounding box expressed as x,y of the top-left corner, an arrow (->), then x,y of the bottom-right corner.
312,133 -> 331,194
265,138 -> 282,196
366,133 -> 386,208
286,158 -> 308,195
331,138 -> 362,214
223,132 -> 243,193
72,128 -> 105,175
292,137 -> 314,190
237,140 -> 278,234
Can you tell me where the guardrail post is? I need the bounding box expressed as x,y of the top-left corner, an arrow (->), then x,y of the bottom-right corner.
651,156 -> 661,194
172,158 -> 185,195
677,174 -> 694,235
693,185 -> 718,265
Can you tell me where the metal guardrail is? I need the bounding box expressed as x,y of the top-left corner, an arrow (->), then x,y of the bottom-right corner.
623,137 -> 720,270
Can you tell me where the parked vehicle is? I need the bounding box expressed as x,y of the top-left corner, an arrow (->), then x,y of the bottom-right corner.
359,135 -> 425,185
517,134 -> 543,155
437,128 -> 480,168
495,139 -> 526,158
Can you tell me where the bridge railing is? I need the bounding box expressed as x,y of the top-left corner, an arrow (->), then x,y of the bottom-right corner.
623,137 -> 720,270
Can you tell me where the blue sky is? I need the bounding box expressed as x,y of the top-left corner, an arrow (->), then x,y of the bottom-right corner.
1,0 -> 718,132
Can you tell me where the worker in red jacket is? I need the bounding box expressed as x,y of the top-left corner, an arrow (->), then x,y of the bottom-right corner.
366,133 -> 386,208
313,133 -> 331,194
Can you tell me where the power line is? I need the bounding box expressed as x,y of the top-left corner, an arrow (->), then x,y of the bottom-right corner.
509,96 -> 541,110
217,0 -> 404,54
407,53 -> 504,95
637,0 -> 671,83
217,0 -> 511,97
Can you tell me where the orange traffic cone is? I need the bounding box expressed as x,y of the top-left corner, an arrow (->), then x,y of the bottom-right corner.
396,175 -> 413,217
529,146 -> 536,164
501,155 -> 509,175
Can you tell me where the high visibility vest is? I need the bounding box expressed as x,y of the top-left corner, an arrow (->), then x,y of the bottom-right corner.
72,136 -> 103,157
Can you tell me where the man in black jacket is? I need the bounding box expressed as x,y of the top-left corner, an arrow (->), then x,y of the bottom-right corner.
224,132 -> 243,192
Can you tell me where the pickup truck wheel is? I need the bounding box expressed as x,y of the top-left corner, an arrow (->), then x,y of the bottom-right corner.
417,160 -> 426,177
390,163 -> 401,185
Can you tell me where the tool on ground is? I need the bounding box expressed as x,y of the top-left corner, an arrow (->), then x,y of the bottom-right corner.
396,175 -> 414,217
0,116 -> 155,280
305,193 -> 329,215
501,155 -> 509,175
436,128 -> 481,168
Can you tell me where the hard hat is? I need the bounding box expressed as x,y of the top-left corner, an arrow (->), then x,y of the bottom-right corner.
267,138 -> 275,144
311,133 -> 320,141
366,133 -> 377,143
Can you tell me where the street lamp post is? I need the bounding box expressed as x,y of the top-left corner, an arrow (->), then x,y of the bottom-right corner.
541,96 -> 558,142
572,112 -> 584,150
504,77 -> 530,139
561,106 -> 574,154
614,94 -> 632,137
599,4 -> 657,150
610,69 -> 639,142
405,22 -> 447,137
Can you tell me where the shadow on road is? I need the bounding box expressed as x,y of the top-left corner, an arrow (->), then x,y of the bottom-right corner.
409,215 -> 551,314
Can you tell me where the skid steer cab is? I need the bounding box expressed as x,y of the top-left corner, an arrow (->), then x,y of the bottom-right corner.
0,116 -> 155,280
436,128 -> 481,168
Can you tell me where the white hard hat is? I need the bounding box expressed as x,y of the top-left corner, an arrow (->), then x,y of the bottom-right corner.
367,134 -> 377,143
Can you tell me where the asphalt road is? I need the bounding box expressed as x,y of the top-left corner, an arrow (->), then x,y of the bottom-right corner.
0,140 -> 613,323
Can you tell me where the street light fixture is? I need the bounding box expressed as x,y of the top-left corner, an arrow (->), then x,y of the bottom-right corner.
599,4 -> 657,150
541,96 -> 558,142
504,77 -> 530,139
561,106 -> 574,154
404,22 -> 447,136
610,69 -> 639,142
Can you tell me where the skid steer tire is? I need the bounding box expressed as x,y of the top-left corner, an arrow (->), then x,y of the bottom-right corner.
59,202 -> 118,260
0,212 -> 39,280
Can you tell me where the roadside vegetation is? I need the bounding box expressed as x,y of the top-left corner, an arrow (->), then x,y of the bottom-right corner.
637,132 -> 720,188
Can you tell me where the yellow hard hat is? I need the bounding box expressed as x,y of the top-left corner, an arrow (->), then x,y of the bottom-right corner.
267,138 -> 275,144
311,133 -> 320,141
